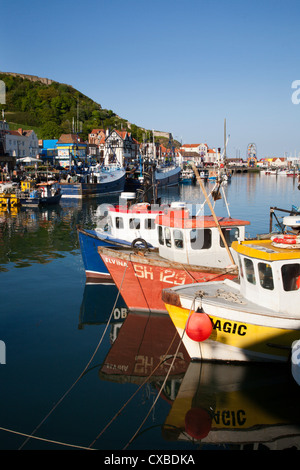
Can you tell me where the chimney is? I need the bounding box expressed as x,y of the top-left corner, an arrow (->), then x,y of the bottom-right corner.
18,128 -> 23,135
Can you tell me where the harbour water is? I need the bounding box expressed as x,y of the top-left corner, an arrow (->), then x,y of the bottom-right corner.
0,173 -> 300,451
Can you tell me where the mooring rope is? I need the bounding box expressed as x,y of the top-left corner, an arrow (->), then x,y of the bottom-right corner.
123,294 -> 198,450
0,426 -> 95,450
17,259 -> 130,450
88,328 -> 179,448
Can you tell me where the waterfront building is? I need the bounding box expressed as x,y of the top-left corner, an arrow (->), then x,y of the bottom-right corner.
180,142 -> 221,166
5,127 -> 39,160
104,129 -> 138,166
88,129 -> 106,146
55,134 -> 87,167
22,129 -> 39,158
40,139 -> 58,163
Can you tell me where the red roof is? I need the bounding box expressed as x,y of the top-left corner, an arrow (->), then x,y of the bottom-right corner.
156,210 -> 250,229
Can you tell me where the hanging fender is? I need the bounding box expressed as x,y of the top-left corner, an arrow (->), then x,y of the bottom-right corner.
131,238 -> 149,252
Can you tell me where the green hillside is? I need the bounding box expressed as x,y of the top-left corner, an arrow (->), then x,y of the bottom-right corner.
0,72 -> 152,142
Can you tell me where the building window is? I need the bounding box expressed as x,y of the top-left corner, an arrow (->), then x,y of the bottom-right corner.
258,262 -> 274,290
281,263 -> 300,291
190,229 -> 212,250
244,258 -> 256,285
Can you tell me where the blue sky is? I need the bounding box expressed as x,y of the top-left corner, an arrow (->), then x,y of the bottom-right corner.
2,0 -> 300,158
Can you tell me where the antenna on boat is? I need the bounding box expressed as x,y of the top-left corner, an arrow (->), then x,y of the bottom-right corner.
191,162 -> 236,266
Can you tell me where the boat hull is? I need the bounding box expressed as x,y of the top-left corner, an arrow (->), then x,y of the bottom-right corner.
155,166 -> 181,187
98,248 -> 237,313
60,171 -> 126,198
20,194 -> 61,207
78,228 -> 132,281
164,301 -> 300,363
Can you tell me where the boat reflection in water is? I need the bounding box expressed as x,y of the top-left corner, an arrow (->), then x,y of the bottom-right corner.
78,282 -> 128,330
99,311 -> 190,386
162,361 -> 300,450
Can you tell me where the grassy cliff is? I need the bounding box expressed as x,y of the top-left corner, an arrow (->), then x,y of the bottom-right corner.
0,72 -> 145,141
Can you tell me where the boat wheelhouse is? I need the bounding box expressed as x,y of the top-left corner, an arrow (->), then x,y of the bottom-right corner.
155,207 -> 249,267
97,206 -> 250,313
77,199 -> 166,281
162,238 -> 300,363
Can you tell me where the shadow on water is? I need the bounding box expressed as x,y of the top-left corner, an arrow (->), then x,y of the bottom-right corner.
162,361 -> 300,450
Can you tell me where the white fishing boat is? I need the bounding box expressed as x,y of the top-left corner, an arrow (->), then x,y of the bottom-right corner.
162,237 -> 300,363
77,196 -> 167,281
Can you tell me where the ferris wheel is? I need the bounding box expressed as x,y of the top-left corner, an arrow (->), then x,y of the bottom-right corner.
247,143 -> 257,159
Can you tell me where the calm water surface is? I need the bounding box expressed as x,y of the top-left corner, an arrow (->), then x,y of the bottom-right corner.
0,173 -> 299,451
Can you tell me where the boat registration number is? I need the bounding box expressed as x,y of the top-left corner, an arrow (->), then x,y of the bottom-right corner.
134,265 -> 186,285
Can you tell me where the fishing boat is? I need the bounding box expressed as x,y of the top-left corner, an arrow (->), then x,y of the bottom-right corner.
97,204 -> 250,313
77,197 -> 168,282
155,163 -> 181,187
97,162 -> 250,313
19,181 -> 61,207
180,168 -> 195,184
162,237 -> 300,363
59,165 -> 126,198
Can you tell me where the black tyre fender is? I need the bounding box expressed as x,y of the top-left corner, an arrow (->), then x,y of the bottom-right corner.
131,238 -> 149,251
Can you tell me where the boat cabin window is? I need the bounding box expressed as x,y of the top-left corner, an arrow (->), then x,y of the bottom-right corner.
174,229 -> 184,249
129,218 -> 140,230
115,217 -> 124,229
258,262 -> 274,290
281,263 -> 300,291
190,229 -> 212,250
165,227 -> 172,247
158,226 -> 164,245
244,258 -> 256,285
220,227 -> 240,248
145,218 -> 155,230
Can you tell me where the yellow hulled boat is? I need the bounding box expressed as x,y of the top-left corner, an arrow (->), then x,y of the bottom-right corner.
162,239 -> 300,363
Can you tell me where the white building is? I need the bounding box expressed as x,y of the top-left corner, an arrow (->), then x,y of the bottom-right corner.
23,130 -> 39,157
5,128 -> 39,159
104,129 -> 138,165
180,143 -> 221,165
5,130 -> 27,158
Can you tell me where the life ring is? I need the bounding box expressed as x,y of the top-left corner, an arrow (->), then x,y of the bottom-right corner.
271,234 -> 300,244
271,234 -> 300,248
131,238 -> 149,252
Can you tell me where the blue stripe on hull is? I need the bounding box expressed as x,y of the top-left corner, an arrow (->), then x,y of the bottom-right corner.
78,229 -> 131,278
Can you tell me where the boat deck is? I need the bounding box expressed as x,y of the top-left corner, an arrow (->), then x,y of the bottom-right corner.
163,279 -> 300,320
98,245 -> 238,275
